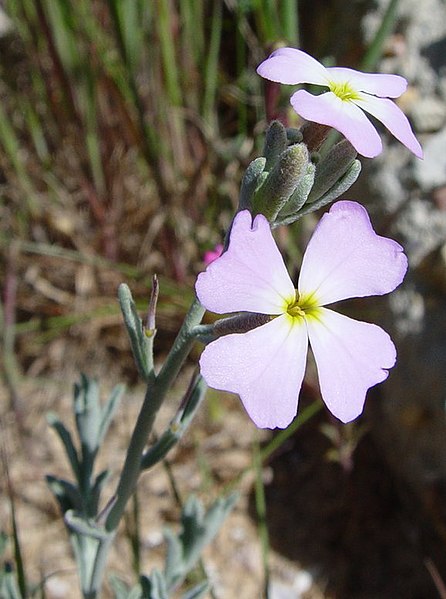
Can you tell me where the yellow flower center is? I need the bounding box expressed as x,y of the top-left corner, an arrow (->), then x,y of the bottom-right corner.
284,291 -> 320,322
328,80 -> 360,102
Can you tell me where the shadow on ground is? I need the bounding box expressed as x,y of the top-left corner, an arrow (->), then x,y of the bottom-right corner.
253,403 -> 446,598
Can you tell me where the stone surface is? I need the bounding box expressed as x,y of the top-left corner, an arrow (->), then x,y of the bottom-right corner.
414,127 -> 446,191
360,0 -> 446,496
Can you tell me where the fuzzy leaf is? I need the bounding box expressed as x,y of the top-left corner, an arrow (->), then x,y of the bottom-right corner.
118,283 -> 154,381
74,374 -> 102,455
46,412 -> 80,482
46,475 -> 83,514
64,510 -> 109,541
98,383 -> 125,445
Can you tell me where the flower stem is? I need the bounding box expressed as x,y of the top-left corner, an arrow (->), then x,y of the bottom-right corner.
105,297 -> 205,532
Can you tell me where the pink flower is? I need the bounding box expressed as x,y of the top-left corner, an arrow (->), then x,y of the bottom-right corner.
203,244 -> 224,266
196,203 -> 407,429
257,47 -> 423,159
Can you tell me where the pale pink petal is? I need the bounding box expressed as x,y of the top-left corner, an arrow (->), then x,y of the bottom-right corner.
196,210 -> 294,315
257,47 -> 329,86
200,316 -> 308,429
354,94 -> 423,158
290,89 -> 383,158
307,308 -> 396,423
298,201 -> 408,306
326,67 -> 407,98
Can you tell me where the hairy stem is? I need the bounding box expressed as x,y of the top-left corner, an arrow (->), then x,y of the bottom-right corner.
105,298 -> 205,532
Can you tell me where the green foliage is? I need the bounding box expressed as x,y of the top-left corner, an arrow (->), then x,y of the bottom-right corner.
163,494 -> 238,589
110,494 -> 238,599
118,283 -> 155,383
47,375 -> 124,518
141,375 -> 208,471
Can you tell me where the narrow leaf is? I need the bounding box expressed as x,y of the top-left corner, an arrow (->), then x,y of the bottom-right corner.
98,384 -> 125,445
46,475 -> 83,513
46,412 -> 80,483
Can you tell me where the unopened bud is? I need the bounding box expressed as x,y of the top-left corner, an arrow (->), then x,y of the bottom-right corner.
213,313 -> 271,336
276,163 -> 316,222
307,139 -> 358,204
263,120 -> 288,170
301,122 -> 332,152
238,157 -> 267,211
252,143 -> 310,222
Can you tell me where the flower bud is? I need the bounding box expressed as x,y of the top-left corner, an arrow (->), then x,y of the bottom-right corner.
275,162 -> 316,223
238,157 -> 266,211
251,143 -> 311,222
213,313 -> 271,336
307,139 -> 358,204
263,120 -> 288,170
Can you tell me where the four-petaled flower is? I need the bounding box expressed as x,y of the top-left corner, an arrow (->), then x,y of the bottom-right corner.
196,202 -> 407,429
257,47 -> 423,159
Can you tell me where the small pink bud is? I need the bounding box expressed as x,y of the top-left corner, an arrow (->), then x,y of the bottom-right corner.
203,244 -> 223,266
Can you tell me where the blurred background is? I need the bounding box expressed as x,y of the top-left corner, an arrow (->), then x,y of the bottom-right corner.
1,0 -> 446,597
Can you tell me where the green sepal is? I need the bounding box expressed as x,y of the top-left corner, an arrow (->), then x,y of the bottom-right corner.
0,532 -> 7,557
305,158 -> 362,210
109,575 -> 132,599
0,535 -> 22,599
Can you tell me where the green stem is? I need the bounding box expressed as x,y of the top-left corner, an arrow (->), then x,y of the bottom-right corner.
81,298 -> 205,597
105,297 -> 205,532
254,436 -> 270,596
260,399 -> 322,462
361,0 -> 400,71
222,399 -> 323,494
84,535 -> 113,599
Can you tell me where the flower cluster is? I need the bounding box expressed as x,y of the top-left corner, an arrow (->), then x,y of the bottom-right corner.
195,47 -> 417,429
